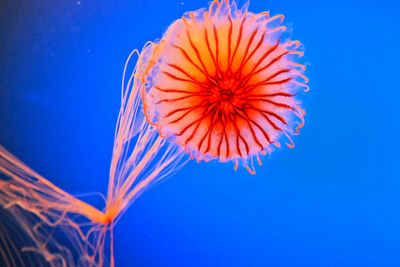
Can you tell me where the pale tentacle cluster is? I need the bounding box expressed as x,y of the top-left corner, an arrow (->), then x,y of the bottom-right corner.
0,45 -> 187,267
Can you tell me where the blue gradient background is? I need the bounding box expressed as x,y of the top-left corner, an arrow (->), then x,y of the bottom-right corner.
1,0 -> 400,266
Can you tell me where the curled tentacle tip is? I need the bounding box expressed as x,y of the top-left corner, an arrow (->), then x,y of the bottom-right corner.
245,165 -> 256,175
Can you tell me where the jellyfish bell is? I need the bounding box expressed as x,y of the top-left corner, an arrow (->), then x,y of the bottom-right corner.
141,0 -> 308,174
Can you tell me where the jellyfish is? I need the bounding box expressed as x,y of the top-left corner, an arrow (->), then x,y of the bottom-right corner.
0,1 -> 308,266
142,0 -> 308,174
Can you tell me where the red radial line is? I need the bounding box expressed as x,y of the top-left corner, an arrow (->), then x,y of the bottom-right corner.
154,86 -> 206,95
230,16 -> 247,68
213,25 -> 222,79
242,68 -> 292,90
247,115 -> 273,144
254,68 -> 291,85
243,74 -> 289,98
166,63 -> 208,85
203,26 -> 219,78
218,111 -> 230,158
198,106 -> 218,154
161,71 -> 205,87
245,92 -> 294,98
204,106 -> 228,155
259,111 -> 283,131
165,100 -> 209,120
247,105 -> 287,131
227,16 -> 233,75
216,128 -> 224,158
165,101 -> 206,124
175,111 -> 206,137
234,107 -> 264,150
186,29 -> 214,81
228,115 -> 243,157
256,108 -> 289,126
215,110 -> 225,158
250,51 -> 290,78
185,103 -> 217,146
242,77 -> 293,94
236,65 -> 290,95
242,105 -> 273,143
171,43 -> 217,85
156,93 -> 202,104
240,31 -> 266,74
228,111 -> 247,157
204,123 -> 215,155
235,114 -> 250,156
236,27 -> 259,78
154,88 -> 210,98
239,40 -> 280,85
244,97 -> 294,110
259,77 -> 293,86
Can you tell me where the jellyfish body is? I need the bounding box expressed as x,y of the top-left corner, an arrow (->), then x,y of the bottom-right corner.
142,0 -> 308,173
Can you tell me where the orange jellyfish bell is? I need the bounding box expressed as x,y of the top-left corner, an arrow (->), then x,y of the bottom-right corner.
141,0 -> 308,174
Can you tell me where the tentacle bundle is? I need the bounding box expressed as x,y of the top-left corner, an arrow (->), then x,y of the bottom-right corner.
142,0 -> 308,174
0,45 -> 189,267
0,145 -> 110,267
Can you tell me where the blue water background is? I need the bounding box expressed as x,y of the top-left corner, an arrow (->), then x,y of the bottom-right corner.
1,0 -> 400,266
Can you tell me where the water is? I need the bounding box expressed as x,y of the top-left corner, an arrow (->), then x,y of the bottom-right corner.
1,0 -> 399,266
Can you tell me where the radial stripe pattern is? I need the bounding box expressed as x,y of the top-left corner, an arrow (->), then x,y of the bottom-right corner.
141,0 -> 308,173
